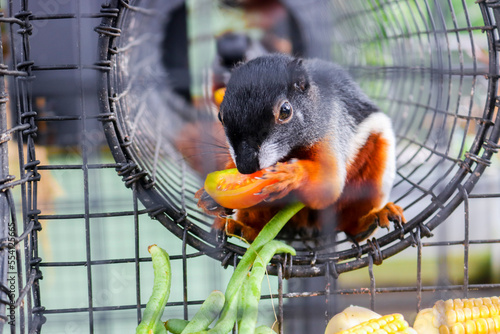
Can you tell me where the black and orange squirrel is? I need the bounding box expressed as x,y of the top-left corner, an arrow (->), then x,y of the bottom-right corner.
194,53 -> 405,242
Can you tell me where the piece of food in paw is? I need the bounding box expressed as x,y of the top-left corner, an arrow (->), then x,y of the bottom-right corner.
203,168 -> 279,209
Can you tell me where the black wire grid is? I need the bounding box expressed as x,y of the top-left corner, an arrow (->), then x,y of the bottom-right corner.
0,0 -> 500,333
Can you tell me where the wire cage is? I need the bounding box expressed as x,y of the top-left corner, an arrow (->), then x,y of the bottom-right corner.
1,0 -> 500,333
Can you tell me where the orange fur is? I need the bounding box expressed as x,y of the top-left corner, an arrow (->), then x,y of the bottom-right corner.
334,133 -> 404,240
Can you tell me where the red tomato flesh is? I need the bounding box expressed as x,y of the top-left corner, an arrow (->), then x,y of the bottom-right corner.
204,168 -> 278,209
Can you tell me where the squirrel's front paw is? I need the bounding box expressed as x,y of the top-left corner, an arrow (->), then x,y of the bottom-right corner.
257,161 -> 304,201
195,188 -> 231,216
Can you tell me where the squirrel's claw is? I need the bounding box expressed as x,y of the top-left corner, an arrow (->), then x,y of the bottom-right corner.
353,202 -> 406,242
258,161 -> 303,201
196,188 -> 227,216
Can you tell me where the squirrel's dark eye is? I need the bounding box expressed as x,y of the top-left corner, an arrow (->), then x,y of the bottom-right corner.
278,101 -> 293,122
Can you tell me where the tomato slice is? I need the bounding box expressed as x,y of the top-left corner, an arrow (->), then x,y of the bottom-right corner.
204,168 -> 278,209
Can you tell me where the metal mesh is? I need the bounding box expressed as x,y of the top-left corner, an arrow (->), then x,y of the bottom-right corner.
96,0 -> 500,275
0,0 -> 499,333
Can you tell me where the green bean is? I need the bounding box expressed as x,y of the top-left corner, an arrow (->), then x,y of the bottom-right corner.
206,288 -> 240,334
164,319 -> 189,334
181,290 -> 225,333
136,245 -> 171,334
209,202 -> 303,333
237,241 -> 295,334
225,201 -> 305,301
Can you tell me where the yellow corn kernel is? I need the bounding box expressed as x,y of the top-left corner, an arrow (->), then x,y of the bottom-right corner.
480,305 -> 490,318
463,319 -> 476,333
485,318 -> 496,334
439,324 -> 451,334
446,310 -> 458,325
474,299 -> 484,307
454,299 -> 465,310
493,315 -> 500,330
487,304 -> 499,317
475,318 -> 488,334
455,309 -> 466,324
385,323 -> 398,333
401,330 -> 416,334
464,308 -> 472,321
445,300 -> 455,309
450,323 -> 465,334
471,307 -> 481,320
377,319 -> 388,327
464,300 -> 475,310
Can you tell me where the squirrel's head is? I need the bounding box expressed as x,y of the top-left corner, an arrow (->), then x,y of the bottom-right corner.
219,54 -> 324,174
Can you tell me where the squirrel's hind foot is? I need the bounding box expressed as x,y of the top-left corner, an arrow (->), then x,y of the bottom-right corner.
351,202 -> 406,242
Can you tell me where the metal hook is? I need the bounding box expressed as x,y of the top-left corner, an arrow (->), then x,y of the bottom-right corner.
328,260 -> 340,279
221,251 -> 234,269
367,238 -> 383,265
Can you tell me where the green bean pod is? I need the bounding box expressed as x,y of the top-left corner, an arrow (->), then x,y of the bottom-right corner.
206,288 -> 240,334
164,319 -> 190,334
237,240 -> 295,334
181,290 -> 225,333
254,325 -> 276,334
207,202 -> 303,333
136,245 -> 171,334
206,202 -> 303,333
225,201 -> 304,301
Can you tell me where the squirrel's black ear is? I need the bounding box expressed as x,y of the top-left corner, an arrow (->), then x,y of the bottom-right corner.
231,60 -> 246,71
288,58 -> 309,92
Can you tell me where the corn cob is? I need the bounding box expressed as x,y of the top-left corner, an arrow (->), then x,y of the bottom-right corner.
413,297 -> 500,334
324,305 -> 382,333
337,313 -> 417,334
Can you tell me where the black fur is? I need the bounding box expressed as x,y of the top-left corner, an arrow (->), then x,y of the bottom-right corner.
219,54 -> 378,174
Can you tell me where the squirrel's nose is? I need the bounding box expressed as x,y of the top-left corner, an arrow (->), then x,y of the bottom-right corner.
235,141 -> 260,174
236,161 -> 260,174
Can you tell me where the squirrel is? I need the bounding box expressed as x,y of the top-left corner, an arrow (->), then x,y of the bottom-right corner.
195,53 -> 405,243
